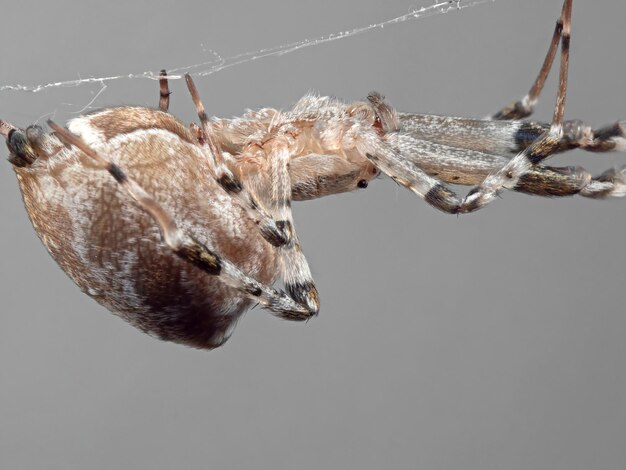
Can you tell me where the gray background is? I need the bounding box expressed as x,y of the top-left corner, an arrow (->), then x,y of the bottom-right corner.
1,1 -> 625,469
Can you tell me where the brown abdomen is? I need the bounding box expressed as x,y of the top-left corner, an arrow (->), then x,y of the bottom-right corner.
14,108 -> 278,349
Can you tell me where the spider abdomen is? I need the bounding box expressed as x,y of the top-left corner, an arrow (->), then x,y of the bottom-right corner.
14,108 -> 279,349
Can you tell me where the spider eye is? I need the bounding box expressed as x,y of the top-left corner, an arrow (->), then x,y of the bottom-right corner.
357,179 -> 368,189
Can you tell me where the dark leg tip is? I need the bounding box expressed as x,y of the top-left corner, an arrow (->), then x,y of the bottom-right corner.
6,129 -> 37,166
286,281 -> 320,317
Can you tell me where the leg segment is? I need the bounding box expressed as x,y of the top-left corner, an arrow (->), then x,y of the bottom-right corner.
579,167 -> 626,198
491,0 -> 571,120
400,114 -> 626,157
531,119 -> 626,154
462,0 -> 573,212
0,119 -> 16,138
2,119 -> 36,166
184,74 -> 290,247
47,120 -> 318,321
394,129 -> 626,200
159,69 -> 171,112
515,164 -> 626,199
243,135 -> 321,314
354,124 -> 626,214
3,121 -> 63,167
584,121 -> 626,152
353,127 -> 465,213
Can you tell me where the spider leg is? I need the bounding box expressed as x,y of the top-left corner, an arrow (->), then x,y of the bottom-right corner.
1,121 -> 34,167
2,121 -> 62,167
491,0 -> 571,120
514,164 -> 626,199
399,114 -> 626,157
460,0 -> 574,212
243,136 -> 321,314
354,127 -> 464,213
0,119 -> 16,138
356,123 -> 625,214
396,132 -> 626,196
184,74 -> 289,247
510,119 -> 626,155
582,121 -> 626,153
367,92 -> 400,132
158,69 -> 171,112
46,120 -> 317,321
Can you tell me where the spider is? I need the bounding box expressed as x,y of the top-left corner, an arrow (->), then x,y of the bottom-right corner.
1,0 -> 624,349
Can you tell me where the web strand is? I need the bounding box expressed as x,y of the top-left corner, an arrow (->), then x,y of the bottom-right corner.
0,0 -> 493,95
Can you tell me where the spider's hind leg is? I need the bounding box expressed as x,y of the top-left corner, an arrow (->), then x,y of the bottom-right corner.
240,133 -> 321,314
2,121 -> 61,167
358,125 -> 626,215
1,121 -> 31,167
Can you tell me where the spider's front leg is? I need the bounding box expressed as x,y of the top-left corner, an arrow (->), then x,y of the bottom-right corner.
352,127 -> 463,214
349,110 -> 626,214
1,120 -> 62,167
240,133 -> 321,314
419,0 -> 624,211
